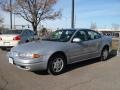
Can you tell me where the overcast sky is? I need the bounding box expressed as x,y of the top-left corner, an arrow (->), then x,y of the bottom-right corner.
1,0 -> 120,29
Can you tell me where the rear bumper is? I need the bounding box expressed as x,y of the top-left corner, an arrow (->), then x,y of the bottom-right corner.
0,46 -> 13,49
0,41 -> 19,47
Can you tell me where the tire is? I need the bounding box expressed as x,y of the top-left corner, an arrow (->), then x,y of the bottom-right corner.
47,54 -> 66,75
26,40 -> 29,43
100,47 -> 109,61
1,47 -> 7,51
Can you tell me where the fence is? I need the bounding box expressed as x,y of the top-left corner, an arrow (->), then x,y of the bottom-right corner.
3,25 -> 32,30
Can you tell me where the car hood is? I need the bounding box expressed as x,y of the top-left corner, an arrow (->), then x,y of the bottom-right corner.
11,40 -> 67,54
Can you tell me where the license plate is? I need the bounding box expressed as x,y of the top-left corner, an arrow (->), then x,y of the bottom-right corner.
9,58 -> 13,64
4,42 -> 10,46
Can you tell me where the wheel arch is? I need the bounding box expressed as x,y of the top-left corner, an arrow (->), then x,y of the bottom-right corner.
102,44 -> 109,51
100,44 -> 110,60
47,51 -> 67,68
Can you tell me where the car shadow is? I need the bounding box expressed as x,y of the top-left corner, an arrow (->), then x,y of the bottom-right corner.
64,50 -> 117,74
30,50 -> 118,75
108,50 -> 117,59
33,70 -> 49,75
1,48 -> 11,52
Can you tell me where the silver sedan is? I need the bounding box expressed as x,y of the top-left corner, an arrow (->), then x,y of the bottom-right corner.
8,29 -> 112,75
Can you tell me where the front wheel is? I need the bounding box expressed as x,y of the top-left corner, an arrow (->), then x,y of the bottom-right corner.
47,55 -> 66,75
101,48 -> 109,61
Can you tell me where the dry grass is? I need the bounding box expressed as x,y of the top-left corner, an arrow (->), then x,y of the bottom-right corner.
112,38 -> 120,50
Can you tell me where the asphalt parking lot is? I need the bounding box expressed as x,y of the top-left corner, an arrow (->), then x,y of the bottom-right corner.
0,49 -> 120,90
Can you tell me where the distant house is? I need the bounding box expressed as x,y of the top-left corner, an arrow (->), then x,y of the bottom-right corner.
95,28 -> 120,38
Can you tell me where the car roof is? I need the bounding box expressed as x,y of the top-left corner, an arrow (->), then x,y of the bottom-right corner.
58,28 -> 93,31
9,29 -> 32,31
8,29 -> 23,31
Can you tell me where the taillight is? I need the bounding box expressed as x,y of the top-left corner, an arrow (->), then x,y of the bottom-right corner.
13,35 -> 21,40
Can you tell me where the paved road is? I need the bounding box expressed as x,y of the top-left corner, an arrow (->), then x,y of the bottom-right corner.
0,49 -> 120,90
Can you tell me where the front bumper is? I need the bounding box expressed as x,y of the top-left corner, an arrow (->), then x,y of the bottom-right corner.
8,56 -> 48,71
14,60 -> 48,71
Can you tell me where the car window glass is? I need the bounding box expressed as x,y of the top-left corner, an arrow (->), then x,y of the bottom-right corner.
88,31 -> 101,40
74,31 -> 87,41
43,30 -> 75,42
94,32 -> 101,39
26,30 -> 31,36
22,31 -> 28,36
29,31 -> 35,36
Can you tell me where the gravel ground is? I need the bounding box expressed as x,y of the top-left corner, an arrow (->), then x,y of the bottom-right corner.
0,49 -> 120,90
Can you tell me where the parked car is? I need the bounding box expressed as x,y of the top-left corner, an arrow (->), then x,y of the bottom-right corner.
0,29 -> 35,49
7,29 -> 112,75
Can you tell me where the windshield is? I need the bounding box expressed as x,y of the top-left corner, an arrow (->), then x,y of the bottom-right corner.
43,30 -> 75,42
2,30 -> 22,34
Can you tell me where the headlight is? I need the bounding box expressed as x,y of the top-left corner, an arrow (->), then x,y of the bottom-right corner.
19,53 -> 42,59
10,51 -> 19,57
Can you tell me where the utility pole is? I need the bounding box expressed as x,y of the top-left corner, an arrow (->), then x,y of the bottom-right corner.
71,0 -> 75,28
10,0 -> 12,29
14,13 -> 16,29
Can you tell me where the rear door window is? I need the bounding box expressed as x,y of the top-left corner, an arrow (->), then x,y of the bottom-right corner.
87,31 -> 101,40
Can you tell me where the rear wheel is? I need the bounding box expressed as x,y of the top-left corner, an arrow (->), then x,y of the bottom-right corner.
101,47 -> 109,61
47,54 -> 66,75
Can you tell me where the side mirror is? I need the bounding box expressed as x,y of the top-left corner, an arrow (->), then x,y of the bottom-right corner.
72,38 -> 81,43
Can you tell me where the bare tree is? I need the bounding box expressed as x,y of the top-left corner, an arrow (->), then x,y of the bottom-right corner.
0,17 -> 3,24
0,16 -> 4,33
90,22 -> 97,30
112,24 -> 120,31
0,0 -> 61,34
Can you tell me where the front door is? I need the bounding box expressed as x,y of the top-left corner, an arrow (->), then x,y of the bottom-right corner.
68,30 -> 90,63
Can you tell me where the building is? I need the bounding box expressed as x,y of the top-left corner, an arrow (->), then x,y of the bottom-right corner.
96,28 -> 120,38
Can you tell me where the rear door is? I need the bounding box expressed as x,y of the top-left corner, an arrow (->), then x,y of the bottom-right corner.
86,30 -> 102,58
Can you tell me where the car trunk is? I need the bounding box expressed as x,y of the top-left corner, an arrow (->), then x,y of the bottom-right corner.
0,34 -> 20,41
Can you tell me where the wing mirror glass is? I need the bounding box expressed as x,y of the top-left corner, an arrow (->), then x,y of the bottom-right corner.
72,38 -> 81,43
